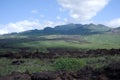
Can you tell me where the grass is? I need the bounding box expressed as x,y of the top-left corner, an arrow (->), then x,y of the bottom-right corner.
0,33 -> 120,52
0,58 -> 54,75
0,32 -> 120,75
54,55 -> 120,71
84,33 -> 120,45
9,34 -> 119,50
54,58 -> 86,71
0,55 -> 120,75
15,34 -> 120,50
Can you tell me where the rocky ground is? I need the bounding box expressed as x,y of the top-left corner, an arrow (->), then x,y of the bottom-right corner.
0,49 -> 120,80
0,49 -> 120,59
0,62 -> 120,80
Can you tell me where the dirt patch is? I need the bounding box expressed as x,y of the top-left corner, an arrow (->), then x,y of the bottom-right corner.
0,72 -> 31,80
11,60 -> 25,65
0,49 -> 120,59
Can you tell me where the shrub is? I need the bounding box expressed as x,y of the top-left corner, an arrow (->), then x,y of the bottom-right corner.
54,58 -> 86,71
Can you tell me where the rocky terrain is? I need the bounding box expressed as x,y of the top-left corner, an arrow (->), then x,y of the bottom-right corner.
0,62 -> 120,80
0,49 -> 120,80
0,49 -> 119,59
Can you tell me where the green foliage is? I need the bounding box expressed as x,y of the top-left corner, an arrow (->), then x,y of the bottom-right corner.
0,55 -> 120,75
54,58 -> 86,71
0,58 -> 53,76
54,55 -> 120,71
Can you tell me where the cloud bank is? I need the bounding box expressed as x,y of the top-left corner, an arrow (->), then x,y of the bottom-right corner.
106,18 -> 120,28
0,20 -> 41,34
0,20 -> 66,34
57,0 -> 110,21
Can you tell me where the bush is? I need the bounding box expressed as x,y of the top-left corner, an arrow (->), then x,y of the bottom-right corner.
54,58 -> 86,71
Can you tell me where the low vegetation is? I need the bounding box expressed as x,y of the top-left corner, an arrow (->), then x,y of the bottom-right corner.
0,54 -> 120,76
0,34 -> 120,52
54,58 -> 86,71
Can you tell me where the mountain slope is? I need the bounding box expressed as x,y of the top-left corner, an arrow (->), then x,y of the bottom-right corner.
0,24 -> 119,51
18,23 -> 111,36
104,27 -> 120,34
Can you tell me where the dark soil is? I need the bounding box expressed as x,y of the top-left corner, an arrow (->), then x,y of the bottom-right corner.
0,49 -> 120,59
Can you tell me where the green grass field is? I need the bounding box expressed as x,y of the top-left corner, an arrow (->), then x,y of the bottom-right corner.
0,33 -> 120,52
10,34 -> 120,50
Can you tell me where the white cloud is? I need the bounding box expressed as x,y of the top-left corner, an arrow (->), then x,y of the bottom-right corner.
105,18 -> 120,28
0,30 -> 8,35
31,9 -> 39,14
0,20 -> 42,34
0,20 -> 67,34
57,0 -> 110,22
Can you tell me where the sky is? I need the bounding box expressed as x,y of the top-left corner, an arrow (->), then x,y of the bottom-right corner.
0,0 -> 120,34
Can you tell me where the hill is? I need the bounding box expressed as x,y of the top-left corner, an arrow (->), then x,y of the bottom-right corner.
15,23 -> 111,36
110,27 -> 120,33
0,23 -> 120,52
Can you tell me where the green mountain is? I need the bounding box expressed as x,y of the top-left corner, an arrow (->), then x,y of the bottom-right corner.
112,27 -> 120,33
0,24 -> 120,51
16,23 -> 111,36
103,27 -> 120,34
54,23 -> 80,30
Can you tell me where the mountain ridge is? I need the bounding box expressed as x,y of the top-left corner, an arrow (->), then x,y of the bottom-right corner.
4,23 -> 120,36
